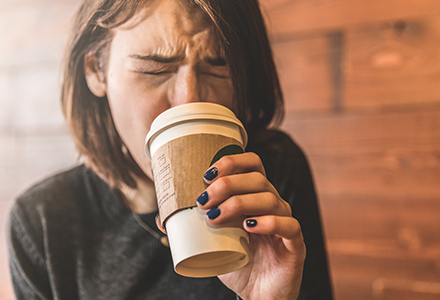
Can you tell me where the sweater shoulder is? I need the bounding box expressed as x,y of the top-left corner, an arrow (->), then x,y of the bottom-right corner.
9,164 -> 99,238
14,165 -> 89,211
7,165 -> 91,268
247,129 -> 314,204
247,129 -> 310,175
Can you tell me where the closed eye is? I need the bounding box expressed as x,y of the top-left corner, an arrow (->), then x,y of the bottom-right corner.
205,72 -> 230,79
142,71 -> 172,76
202,65 -> 230,79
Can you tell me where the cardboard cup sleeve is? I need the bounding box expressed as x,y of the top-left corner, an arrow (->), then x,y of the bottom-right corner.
145,103 -> 250,277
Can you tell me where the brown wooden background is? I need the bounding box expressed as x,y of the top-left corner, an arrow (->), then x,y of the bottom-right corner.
260,0 -> 440,299
1,0 -> 440,299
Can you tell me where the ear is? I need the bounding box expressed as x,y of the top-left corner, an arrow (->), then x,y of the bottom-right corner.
84,53 -> 106,97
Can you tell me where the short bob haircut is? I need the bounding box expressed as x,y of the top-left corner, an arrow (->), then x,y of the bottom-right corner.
61,0 -> 284,189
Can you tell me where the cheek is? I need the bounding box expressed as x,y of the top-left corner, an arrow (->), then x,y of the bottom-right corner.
106,74 -> 158,133
106,94 -> 158,177
105,77 -> 171,174
108,96 -> 166,150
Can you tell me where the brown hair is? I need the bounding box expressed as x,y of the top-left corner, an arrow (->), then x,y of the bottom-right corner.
61,0 -> 284,189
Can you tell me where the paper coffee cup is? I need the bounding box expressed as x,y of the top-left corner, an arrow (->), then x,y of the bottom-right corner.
145,102 -> 250,277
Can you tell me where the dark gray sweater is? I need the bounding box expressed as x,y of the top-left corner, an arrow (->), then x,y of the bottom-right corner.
7,130 -> 333,299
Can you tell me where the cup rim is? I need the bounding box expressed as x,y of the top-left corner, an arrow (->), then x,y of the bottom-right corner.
145,103 -> 247,159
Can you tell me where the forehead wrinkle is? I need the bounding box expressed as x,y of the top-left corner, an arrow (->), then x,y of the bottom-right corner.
116,0 -> 224,62
151,27 -> 222,62
191,28 -> 224,60
152,45 -> 185,59
174,0 -> 212,35
145,16 -> 202,59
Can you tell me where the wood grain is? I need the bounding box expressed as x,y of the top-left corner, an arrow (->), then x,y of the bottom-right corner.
344,17 -> 440,109
373,279 -> 440,300
282,107 -> 440,199
260,0 -> 440,36
283,107 -> 440,299
272,34 -> 336,112
2,1 -> 440,300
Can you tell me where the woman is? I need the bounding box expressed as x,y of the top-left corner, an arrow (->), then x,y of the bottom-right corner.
8,0 -> 333,299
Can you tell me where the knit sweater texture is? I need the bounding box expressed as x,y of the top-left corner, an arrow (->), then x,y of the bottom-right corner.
7,130 -> 333,299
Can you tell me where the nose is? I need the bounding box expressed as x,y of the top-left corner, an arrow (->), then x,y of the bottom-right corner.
170,66 -> 203,106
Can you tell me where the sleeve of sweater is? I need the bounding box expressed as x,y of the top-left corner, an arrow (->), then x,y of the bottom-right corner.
247,130 -> 333,300
7,201 -> 52,300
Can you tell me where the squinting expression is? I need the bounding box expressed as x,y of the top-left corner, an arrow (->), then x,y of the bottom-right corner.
87,0 -> 234,180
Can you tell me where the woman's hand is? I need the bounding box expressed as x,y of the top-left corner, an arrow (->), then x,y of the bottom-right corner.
196,152 -> 306,300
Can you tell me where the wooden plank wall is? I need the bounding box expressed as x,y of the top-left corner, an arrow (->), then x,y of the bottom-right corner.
1,1 -> 440,299
260,0 -> 440,299
0,1 -> 79,299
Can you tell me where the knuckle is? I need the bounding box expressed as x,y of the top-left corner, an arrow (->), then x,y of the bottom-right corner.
285,202 -> 293,216
266,216 -> 278,231
302,243 -> 307,259
252,172 -> 267,187
248,152 -> 262,164
229,195 -> 244,212
218,154 -> 234,169
291,219 -> 304,239
265,192 -> 280,210
278,198 -> 292,216
248,152 -> 266,173
214,177 -> 230,193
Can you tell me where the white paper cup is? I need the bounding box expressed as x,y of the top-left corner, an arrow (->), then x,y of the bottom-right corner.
145,102 -> 250,278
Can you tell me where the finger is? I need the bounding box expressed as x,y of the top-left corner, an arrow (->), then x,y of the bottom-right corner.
203,152 -> 266,183
204,192 -> 292,225
197,172 -> 280,209
244,215 -> 306,255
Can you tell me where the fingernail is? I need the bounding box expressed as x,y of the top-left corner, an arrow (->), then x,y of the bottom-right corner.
246,219 -> 258,227
207,207 -> 221,220
203,167 -> 218,181
197,191 -> 209,206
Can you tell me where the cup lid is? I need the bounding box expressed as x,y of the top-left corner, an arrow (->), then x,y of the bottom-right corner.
145,103 -> 247,159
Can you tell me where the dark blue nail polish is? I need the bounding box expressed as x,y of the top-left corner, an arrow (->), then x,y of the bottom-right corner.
197,191 -> 209,206
246,219 -> 258,227
204,167 -> 218,181
207,207 -> 221,220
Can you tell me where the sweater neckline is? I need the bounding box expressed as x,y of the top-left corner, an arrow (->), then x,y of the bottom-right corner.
84,165 -> 159,226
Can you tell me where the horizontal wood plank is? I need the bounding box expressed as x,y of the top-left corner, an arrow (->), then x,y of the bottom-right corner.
321,195 -> 440,245
329,250 -> 440,289
331,280 -> 373,300
260,0 -> 440,36
373,279 -> 440,300
322,195 -> 440,297
329,250 -> 440,298
330,256 -> 440,300
272,35 -> 336,112
282,107 -> 440,199
344,17 -> 440,109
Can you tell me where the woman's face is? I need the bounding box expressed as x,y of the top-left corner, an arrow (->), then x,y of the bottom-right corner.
85,0 -> 234,179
